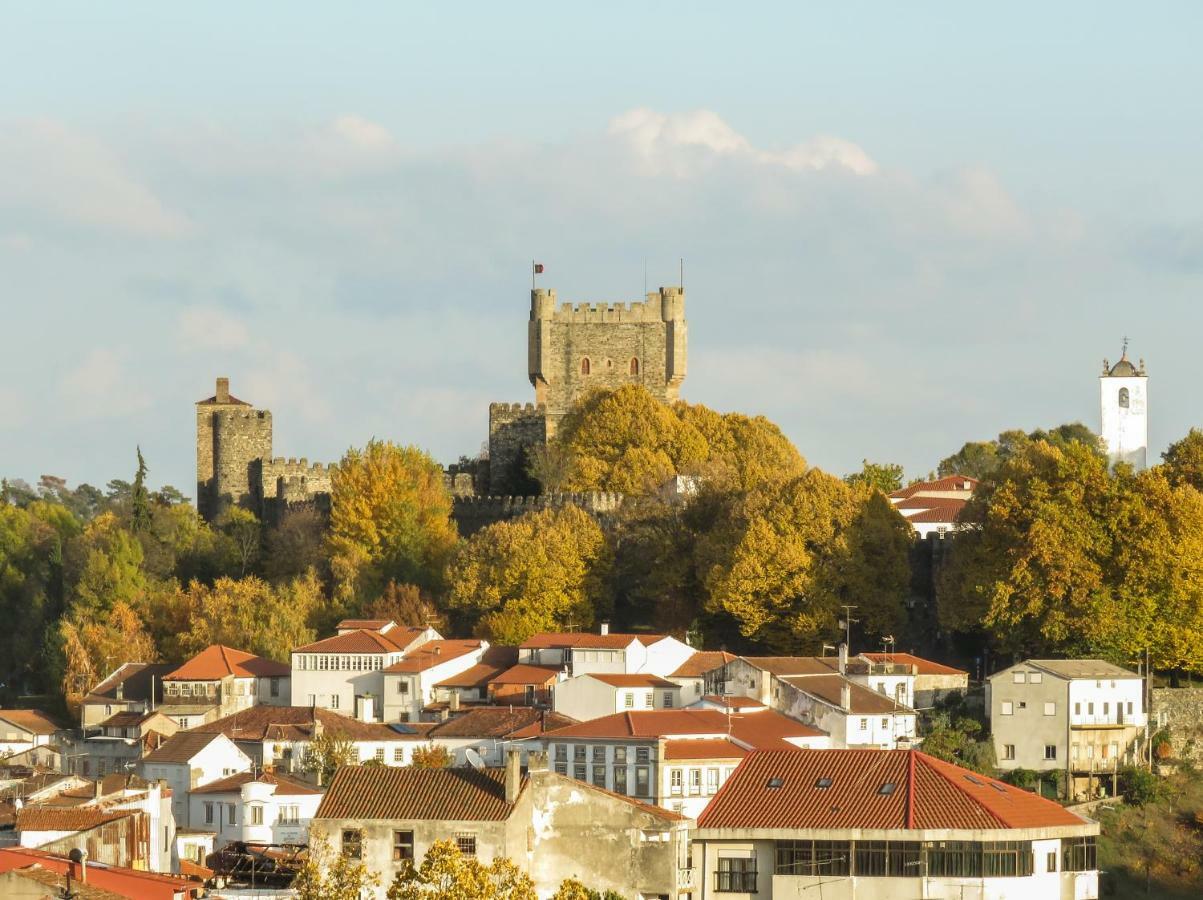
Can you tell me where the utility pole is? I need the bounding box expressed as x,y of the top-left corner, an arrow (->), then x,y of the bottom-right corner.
838,605 -> 858,654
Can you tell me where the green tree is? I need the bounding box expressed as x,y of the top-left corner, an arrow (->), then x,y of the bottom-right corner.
67,513 -> 147,619
387,839 -> 535,900
130,447 -> 152,534
552,880 -> 626,900
445,505 -> 612,644
835,490 -> 913,638
844,460 -> 905,494
1160,428 -> 1203,492
328,441 -> 458,604
218,506 -> 262,577
937,423 -> 1100,480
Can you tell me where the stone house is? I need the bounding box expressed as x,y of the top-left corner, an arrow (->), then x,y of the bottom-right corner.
73,709 -> 178,778
987,659 -> 1146,798
692,749 -> 1099,900
544,708 -> 828,819
553,673 -> 683,721
289,622 -> 441,718
485,663 -> 561,708
188,771 -> 321,849
159,645 -> 291,728
138,732 -> 252,828
309,751 -> 691,899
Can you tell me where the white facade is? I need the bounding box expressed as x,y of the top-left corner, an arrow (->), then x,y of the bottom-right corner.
1100,356 -> 1148,470
380,644 -> 488,723
138,734 -> 252,827
189,778 -> 322,847
553,674 -> 682,721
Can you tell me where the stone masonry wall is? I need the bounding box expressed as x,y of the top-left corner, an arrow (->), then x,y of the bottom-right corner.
452,491 -> 624,536
487,402 -> 548,495
1151,687 -> 1203,763
210,408 -> 272,518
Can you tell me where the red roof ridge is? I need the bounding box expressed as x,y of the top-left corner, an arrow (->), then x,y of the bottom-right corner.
914,753 -> 1008,828
905,749 -> 915,829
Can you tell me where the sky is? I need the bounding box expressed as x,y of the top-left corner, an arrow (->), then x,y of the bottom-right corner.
3,2 -> 1203,495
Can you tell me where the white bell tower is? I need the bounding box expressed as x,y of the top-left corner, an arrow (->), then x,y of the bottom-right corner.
1099,339 -> 1148,471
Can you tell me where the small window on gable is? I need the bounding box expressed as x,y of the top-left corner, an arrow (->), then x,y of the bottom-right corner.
1119,387 -> 1130,409
581,357 -> 591,376
630,357 -> 640,375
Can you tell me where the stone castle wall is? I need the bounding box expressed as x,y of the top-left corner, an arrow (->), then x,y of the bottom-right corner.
488,402 -> 548,495
1151,687 -> 1203,762
453,492 -> 624,536
208,407 -> 273,518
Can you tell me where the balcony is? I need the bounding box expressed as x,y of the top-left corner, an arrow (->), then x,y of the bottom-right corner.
1071,714 -> 1142,729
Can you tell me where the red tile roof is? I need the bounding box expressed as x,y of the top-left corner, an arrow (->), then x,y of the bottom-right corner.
140,731 -> 227,764
383,640 -> 482,673
16,806 -> 132,832
435,649 -> 521,689
546,709 -> 823,750
663,738 -> 749,761
0,847 -> 203,899
741,656 -> 840,676
0,710 -> 62,735
196,392 -> 249,406
889,475 -> 979,500
670,651 -> 737,678
190,771 -> 319,796
862,653 -> 968,677
584,673 -> 678,689
335,619 -> 396,631
316,766 -> 522,821
488,664 -> 561,686
293,629 -> 408,654
519,632 -> 666,650
701,695 -> 766,710
779,674 -> 916,715
188,706 -> 433,743
903,505 -> 969,524
426,707 -> 568,739
164,645 -> 289,681
697,750 -> 1088,831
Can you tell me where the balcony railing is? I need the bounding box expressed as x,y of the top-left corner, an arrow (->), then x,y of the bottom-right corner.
1071,714 -> 1141,728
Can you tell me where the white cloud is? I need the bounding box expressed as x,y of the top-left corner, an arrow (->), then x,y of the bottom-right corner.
330,114 -> 395,151
177,307 -> 250,350
0,119 -> 190,237
608,107 -> 877,177
59,349 -> 151,418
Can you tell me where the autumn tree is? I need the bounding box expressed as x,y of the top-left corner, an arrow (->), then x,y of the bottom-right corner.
410,743 -> 453,768
292,835 -> 379,900
387,839 -> 535,900
551,880 -> 626,900
445,505 -> 612,643
844,460 -> 905,494
328,441 -> 458,604
303,731 -> 359,786
66,513 -> 147,619
263,507 -> 328,583
362,581 -> 446,632
1161,428 -> 1203,492
56,601 -> 157,713
217,506 -> 261,577
937,423 -> 1101,481
835,490 -> 913,637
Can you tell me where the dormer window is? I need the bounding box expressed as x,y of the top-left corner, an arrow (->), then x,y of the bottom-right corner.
581,357 -> 591,375
1119,387 -> 1130,408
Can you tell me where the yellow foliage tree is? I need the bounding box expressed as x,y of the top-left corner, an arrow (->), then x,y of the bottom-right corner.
387,839 -> 535,900
445,505 -> 611,644
328,441 -> 459,604
57,601 -> 157,713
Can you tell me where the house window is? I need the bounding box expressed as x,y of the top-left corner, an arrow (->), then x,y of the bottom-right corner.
574,745 -> 587,762
455,833 -> 476,856
613,766 -> 628,794
374,748 -> 385,763
178,718 -> 189,729
1088,702 -> 1094,714
581,357 -> 591,375
776,840 -> 853,876
555,745 -> 567,762
394,748 -> 405,763
398,681 -> 409,694
280,805 -> 299,824
1103,702 -> 1110,715
635,766 -> 650,797
1013,672 -> 1026,683
716,857 -> 757,892
250,805 -> 264,826
1003,744 -> 1015,760
635,747 -> 650,764
270,677 -> 280,698
630,357 -> 639,375
663,692 -> 674,708
1119,387 -> 1130,408
1045,744 -> 1057,760
330,695 -> 339,710
1127,701 -> 1134,714
592,765 -> 606,788
1044,702 -> 1056,716
614,747 -> 627,764
1047,850 -> 1058,872
689,769 -> 702,795
1063,837 -> 1097,872
670,769 -> 683,796
707,768 -> 719,792
227,803 -> 237,825
624,692 -> 635,709
574,764 -> 587,781
1000,701 -> 1013,715
204,802 -> 214,825
342,829 -> 363,859
644,692 -> 653,708
880,718 -> 889,728
592,746 -> 606,762
393,830 -> 414,861
859,718 -> 868,730
1074,702 -> 1081,715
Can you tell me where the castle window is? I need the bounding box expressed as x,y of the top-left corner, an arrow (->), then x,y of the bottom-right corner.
1118,387 -> 1130,408
630,357 -> 639,375
581,357 -> 591,375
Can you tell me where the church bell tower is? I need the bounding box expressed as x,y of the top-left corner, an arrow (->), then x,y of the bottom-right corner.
1099,340 -> 1148,471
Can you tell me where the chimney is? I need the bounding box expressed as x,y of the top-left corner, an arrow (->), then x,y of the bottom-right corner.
355,695 -> 375,723
599,622 -> 610,636
216,377 -> 230,403
505,749 -> 522,804
93,779 -> 103,801
527,750 -> 549,773
840,682 -> 851,711
838,643 -> 848,676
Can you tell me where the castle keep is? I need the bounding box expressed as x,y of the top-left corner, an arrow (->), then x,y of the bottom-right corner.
195,377 -> 333,522
488,286 -> 687,493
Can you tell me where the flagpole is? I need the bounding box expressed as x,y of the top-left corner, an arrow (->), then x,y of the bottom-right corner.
532,259 -> 535,291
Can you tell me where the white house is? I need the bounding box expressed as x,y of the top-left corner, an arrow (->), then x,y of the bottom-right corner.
519,628 -> 694,678
159,645 -> 291,728
692,749 -> 1099,900
290,622 -> 440,718
553,672 -> 682,721
666,651 -> 736,707
987,659 -> 1146,799
380,639 -> 490,722
887,475 -> 978,539
0,710 -> 61,759
860,652 -> 969,709
138,731 -> 252,827
188,771 -> 322,848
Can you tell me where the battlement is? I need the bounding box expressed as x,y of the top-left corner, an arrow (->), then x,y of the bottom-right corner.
265,457 -> 333,473
488,402 -> 546,415
451,492 -> 625,535
214,408 -> 272,422
260,457 -> 335,501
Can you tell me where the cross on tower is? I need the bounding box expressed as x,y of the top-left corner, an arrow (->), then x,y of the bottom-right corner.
1122,336 -> 1129,357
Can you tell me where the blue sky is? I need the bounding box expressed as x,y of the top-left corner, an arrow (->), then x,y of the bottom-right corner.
3,3 -> 1203,494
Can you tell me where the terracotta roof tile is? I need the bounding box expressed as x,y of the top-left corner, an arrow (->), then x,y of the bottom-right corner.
670,651 -> 737,678
188,706 -> 433,743
741,656 -> 840,676
546,709 -> 823,749
663,738 -> 748,761
0,710 -> 62,735
139,731 -> 225,764
862,653 -> 968,677
196,393 -> 249,406
435,650 -> 519,688
383,640 -> 482,673
584,673 -> 677,689
190,771 -> 319,796
17,806 -> 132,832
316,766 -> 521,821
426,707 -> 562,739
698,750 -> 1088,831
293,629 -> 406,654
779,674 -> 916,715
83,663 -> 172,704
164,645 -> 289,681
889,475 -> 979,500
488,664 -> 561,686
519,632 -> 667,650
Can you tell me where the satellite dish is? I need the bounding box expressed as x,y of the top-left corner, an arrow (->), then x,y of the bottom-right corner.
465,749 -> 485,770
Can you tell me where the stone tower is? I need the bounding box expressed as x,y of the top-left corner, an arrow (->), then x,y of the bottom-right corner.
195,377 -> 272,520
488,285 -> 688,494
1099,344 -> 1148,471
